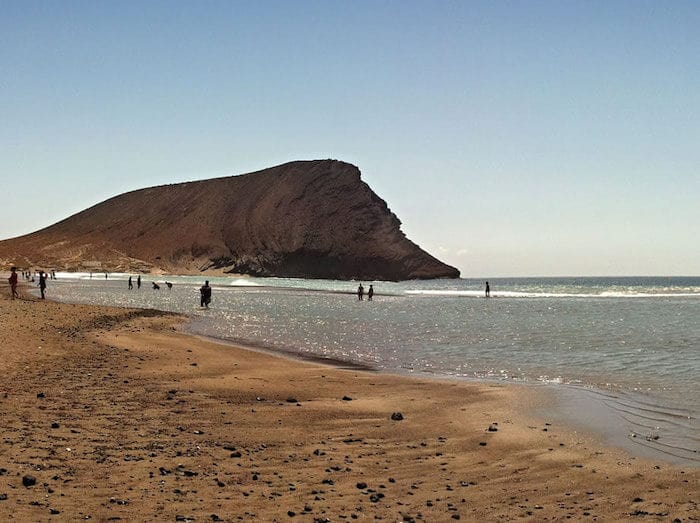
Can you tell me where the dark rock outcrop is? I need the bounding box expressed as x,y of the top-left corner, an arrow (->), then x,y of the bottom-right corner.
0,160 -> 459,280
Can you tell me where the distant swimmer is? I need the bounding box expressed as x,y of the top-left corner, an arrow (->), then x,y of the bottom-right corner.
152,282 -> 160,290
200,280 -> 212,308
8,267 -> 18,299
357,284 -> 364,301
368,284 -> 374,301
128,276 -> 133,290
485,281 -> 490,298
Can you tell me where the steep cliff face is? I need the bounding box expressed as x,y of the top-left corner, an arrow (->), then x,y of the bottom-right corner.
0,160 -> 460,280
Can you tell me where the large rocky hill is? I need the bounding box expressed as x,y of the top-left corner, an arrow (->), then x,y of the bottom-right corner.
0,160 -> 459,280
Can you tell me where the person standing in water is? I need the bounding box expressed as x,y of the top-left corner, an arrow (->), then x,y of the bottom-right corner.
200,280 -> 212,308
485,281 -> 490,298
368,284 -> 374,301
39,271 -> 47,299
137,275 -> 141,289
128,276 -> 133,290
357,284 -> 364,301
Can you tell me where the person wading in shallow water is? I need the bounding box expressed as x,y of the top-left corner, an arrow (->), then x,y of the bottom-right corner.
485,281 -> 490,298
357,284 -> 364,301
200,281 -> 212,308
39,271 -> 47,299
368,284 -> 374,301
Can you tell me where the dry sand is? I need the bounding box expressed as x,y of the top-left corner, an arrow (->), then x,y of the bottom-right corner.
0,283 -> 697,522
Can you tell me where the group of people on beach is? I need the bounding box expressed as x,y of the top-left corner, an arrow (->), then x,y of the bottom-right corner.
7,267 -> 50,299
356,284 -> 374,301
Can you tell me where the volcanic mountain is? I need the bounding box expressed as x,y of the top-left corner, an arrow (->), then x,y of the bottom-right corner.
0,160 -> 460,280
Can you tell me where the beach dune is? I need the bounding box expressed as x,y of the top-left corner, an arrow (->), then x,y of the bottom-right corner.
0,285 -> 696,521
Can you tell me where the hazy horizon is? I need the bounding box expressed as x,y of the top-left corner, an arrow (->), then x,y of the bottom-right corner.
2,1 -> 698,277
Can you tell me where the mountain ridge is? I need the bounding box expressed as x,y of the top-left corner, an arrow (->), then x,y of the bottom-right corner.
0,160 -> 460,281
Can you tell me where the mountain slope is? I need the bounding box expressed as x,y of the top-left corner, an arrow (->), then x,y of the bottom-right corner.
0,160 -> 460,280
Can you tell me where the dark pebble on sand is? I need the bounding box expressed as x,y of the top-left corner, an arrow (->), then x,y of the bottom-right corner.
479,442 -> 487,446
51,422 -> 60,429
287,510 -> 296,517
50,508 -> 60,515
342,396 -> 353,401
22,475 -> 36,487
286,398 -> 298,403
0,494 -> 7,501
391,412 -> 404,421
487,424 -> 498,432
37,392 -> 45,398
230,451 -> 242,458
356,482 -> 367,489
211,515 -> 222,522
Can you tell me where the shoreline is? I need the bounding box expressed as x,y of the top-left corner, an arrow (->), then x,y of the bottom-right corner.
181,318 -> 699,469
1,286 -> 697,520
13,278 -> 700,468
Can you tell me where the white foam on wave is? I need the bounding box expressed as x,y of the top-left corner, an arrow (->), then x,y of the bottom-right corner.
226,279 -> 262,287
405,289 -> 700,299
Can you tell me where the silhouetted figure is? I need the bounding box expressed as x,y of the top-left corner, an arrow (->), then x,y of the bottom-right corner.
200,281 -> 212,308
51,270 -> 56,279
368,284 -> 374,301
137,275 -> 141,289
128,276 -> 133,290
8,267 -> 18,299
39,271 -> 47,299
485,281 -> 490,298
152,282 -> 160,290
165,282 -> 173,289
357,284 -> 364,301
105,272 -> 108,280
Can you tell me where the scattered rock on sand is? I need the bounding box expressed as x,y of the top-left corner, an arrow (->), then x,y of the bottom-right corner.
391,412 -> 404,421
22,475 -> 36,487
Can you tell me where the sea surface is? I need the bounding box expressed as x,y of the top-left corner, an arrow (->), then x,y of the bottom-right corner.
40,274 -> 699,465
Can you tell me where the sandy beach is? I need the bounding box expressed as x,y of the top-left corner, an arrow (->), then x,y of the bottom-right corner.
0,284 -> 697,522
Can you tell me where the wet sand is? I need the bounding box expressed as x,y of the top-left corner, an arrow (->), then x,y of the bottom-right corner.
0,284 -> 697,521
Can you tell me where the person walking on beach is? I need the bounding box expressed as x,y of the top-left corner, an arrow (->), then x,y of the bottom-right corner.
200,281 -> 212,308
39,271 -> 47,299
8,267 -> 19,299
128,276 -> 133,290
485,281 -> 490,298
368,284 -> 374,301
137,275 -> 141,289
357,284 -> 364,301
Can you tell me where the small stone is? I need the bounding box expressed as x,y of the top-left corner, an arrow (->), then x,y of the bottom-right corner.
287,510 -> 296,517
356,482 -> 367,489
342,396 -> 353,401
487,424 -> 498,432
230,451 -> 242,458
390,412 -> 404,421
0,494 -> 7,501
22,475 -> 36,487
36,392 -> 45,398
286,398 -> 298,403
50,508 -> 60,515
51,422 -> 60,429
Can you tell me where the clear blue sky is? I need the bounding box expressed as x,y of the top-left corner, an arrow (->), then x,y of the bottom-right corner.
1,1 -> 698,276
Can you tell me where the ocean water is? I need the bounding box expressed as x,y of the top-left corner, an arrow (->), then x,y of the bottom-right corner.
40,274 -> 699,465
